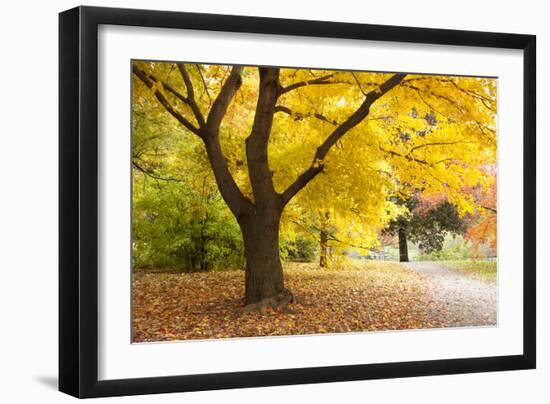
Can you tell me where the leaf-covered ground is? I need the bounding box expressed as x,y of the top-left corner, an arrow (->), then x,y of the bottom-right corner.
133,262 -> 478,342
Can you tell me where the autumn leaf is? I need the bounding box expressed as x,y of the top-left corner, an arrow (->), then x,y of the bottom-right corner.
132,262 -> 473,342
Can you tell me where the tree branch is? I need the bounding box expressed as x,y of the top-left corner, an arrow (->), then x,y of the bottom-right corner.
281,165 -> 325,205
378,146 -> 431,166
132,64 -> 202,137
351,72 -> 368,96
404,77 -> 496,112
274,105 -> 339,126
203,138 -> 254,219
314,74 -> 408,163
176,64 -> 206,127
408,140 -> 475,154
135,63 -> 252,218
281,73 -> 407,205
404,83 -> 496,145
246,67 -> 281,205
205,66 -> 244,134
481,205 -> 497,214
199,66 -> 254,218
275,105 -> 390,127
132,160 -> 183,183
195,64 -> 212,105
402,82 -> 465,114
280,74 -> 335,94
290,219 -> 373,251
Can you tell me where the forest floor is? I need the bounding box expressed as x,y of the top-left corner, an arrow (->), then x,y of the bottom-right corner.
132,261 -> 497,342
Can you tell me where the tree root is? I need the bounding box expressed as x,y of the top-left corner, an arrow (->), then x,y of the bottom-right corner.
242,288 -> 294,314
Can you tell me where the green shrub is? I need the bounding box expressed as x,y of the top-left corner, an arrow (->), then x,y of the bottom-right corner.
414,234 -> 471,261
283,235 -> 318,262
132,178 -> 245,272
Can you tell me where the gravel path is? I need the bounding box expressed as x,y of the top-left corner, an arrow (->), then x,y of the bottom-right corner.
404,261 -> 497,327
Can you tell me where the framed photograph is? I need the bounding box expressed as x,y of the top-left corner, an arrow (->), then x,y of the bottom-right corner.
59,6 -> 536,398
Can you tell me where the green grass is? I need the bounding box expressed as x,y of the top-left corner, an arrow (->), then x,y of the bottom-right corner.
440,260 -> 497,282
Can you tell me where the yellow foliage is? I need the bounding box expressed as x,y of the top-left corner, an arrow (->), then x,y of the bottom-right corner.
132,61 -> 497,251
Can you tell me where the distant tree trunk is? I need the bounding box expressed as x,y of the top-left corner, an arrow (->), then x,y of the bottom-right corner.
320,228 -> 329,267
199,177 -> 209,272
319,211 -> 330,268
189,214 -> 209,271
398,226 -> 409,262
199,238 -> 208,271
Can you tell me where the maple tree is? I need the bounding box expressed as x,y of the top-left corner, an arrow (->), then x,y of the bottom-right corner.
132,61 -> 497,308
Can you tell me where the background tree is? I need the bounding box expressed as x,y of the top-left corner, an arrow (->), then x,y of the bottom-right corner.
384,196 -> 467,262
465,172 -> 497,257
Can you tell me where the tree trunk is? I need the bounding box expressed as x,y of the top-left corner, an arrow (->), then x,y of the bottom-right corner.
319,210 -> 331,268
398,226 -> 409,262
319,228 -> 329,268
239,209 -> 291,306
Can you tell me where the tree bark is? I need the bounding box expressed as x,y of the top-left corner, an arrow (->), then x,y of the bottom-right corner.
239,209 -> 291,305
237,68 -> 295,307
398,226 -> 409,262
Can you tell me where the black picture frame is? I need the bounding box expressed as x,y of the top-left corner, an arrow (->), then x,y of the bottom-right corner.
59,5 -> 536,398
